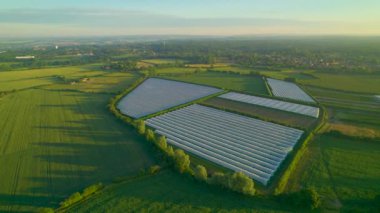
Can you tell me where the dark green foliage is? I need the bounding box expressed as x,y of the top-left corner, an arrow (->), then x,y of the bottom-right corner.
208,172 -> 229,187
194,165 -> 208,181
282,188 -> 321,210
173,149 -> 191,173
137,120 -> 146,135
157,135 -> 168,150
149,165 -> 161,174
82,183 -> 104,197
60,192 -> 82,208
38,208 -> 55,213
145,129 -> 155,142
229,172 -> 256,195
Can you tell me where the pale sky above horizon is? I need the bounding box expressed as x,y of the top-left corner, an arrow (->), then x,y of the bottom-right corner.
1,0 -> 380,37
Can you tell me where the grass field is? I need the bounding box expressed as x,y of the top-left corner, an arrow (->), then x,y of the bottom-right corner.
286,133 -> 380,212
203,97 -> 317,130
0,70 -> 156,211
299,73 -> 380,94
68,170 -> 292,213
141,59 -> 186,65
0,65 -> 107,91
166,72 -> 269,95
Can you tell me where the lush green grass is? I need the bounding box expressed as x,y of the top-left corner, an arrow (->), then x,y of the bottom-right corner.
68,170 -> 291,213
286,133 -> 380,212
47,72 -> 138,94
141,58 -> 186,65
300,73 -> 380,94
0,72 -> 156,211
152,67 -> 207,74
0,65 -> 107,91
165,72 -> 269,95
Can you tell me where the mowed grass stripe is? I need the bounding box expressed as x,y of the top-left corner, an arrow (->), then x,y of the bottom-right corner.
0,88 -> 157,211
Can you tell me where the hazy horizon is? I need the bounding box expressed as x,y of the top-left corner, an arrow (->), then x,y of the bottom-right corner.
1,0 -> 379,37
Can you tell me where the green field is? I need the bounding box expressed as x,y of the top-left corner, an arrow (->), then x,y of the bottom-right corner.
0,70 -> 156,211
165,72 -> 269,95
67,170 -> 291,213
286,133 -> 380,212
0,65 -> 107,91
141,58 -> 186,65
300,73 -> 380,94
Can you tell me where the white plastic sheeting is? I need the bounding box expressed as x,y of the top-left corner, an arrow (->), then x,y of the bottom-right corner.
219,92 -> 319,118
146,104 -> 304,185
267,78 -> 315,103
117,78 -> 222,118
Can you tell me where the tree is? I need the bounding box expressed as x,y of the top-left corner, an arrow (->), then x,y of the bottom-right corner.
209,172 -> 229,187
166,145 -> 174,157
157,135 -> 168,150
289,188 -> 321,210
194,165 -> 208,181
229,172 -> 255,195
136,120 -> 145,135
146,129 -> 156,142
173,149 -> 190,173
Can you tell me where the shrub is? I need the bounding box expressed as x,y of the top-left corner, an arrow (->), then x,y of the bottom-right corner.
229,172 -> 255,195
82,182 -> 103,197
136,120 -> 146,135
209,172 -> 229,187
194,165 -> 208,181
38,208 -> 54,213
282,188 -> 321,210
149,165 -> 161,174
60,192 -> 82,208
146,129 -> 156,142
173,149 -> 191,173
157,136 -> 168,150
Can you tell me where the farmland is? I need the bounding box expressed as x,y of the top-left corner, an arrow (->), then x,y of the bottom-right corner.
166,72 -> 269,95
219,92 -> 319,118
286,133 -> 380,212
146,104 -> 304,185
117,78 -> 222,118
0,70 -> 156,211
267,78 -> 315,103
203,97 -> 317,130
0,37 -> 379,212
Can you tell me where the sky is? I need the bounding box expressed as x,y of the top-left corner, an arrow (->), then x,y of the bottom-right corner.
1,0 -> 379,37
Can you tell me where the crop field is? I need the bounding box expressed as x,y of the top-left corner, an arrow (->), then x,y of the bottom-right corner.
146,104 -> 304,185
0,65 -> 107,92
117,78 -> 222,118
220,92 -> 319,118
141,58 -> 186,65
203,97 -> 317,130
286,133 -> 380,211
67,170 -> 293,213
166,72 -> 269,95
267,78 -> 315,103
0,71 -> 156,211
299,73 -> 380,94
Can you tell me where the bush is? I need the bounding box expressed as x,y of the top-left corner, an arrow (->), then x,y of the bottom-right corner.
38,208 -> 54,213
60,192 -> 82,208
208,172 -> 229,187
82,182 -> 103,197
136,120 -> 146,135
173,149 -> 191,173
146,129 -> 156,142
157,136 -> 168,150
229,172 -> 255,195
194,165 -> 208,181
149,165 -> 161,174
281,188 -> 321,210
